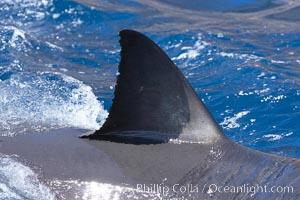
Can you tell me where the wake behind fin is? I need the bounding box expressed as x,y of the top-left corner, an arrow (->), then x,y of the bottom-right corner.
84,29 -> 226,144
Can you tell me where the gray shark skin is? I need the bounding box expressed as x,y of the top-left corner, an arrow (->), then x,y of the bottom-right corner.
83,30 -> 300,199
0,30 -> 299,199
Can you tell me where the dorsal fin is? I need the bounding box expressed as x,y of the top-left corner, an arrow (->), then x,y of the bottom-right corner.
85,29 -> 226,144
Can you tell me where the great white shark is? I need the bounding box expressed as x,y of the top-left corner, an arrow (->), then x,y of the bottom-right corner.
81,29 -> 300,199
0,29 -> 299,199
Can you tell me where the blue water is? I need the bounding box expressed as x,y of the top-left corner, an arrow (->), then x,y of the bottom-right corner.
0,0 -> 299,158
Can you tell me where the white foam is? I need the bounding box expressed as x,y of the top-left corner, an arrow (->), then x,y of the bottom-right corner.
254,88 -> 270,94
45,41 -> 64,51
52,13 -> 60,19
263,134 -> 283,141
0,72 -> 108,136
172,34 -> 210,60
1,0 -> 53,51
72,18 -> 84,27
0,154 -> 55,200
260,94 -> 286,103
217,33 -> 224,38
4,26 -> 31,50
218,52 -> 234,58
285,132 -> 293,137
220,111 -> 250,129
10,27 -> 26,46
0,0 -> 53,24
238,90 -> 254,96
257,72 -> 265,78
270,60 -> 286,64
263,132 -> 293,142
217,51 -> 262,63
0,0 -> 52,9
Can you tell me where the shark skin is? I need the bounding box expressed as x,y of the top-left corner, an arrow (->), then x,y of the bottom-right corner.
83,29 -> 300,199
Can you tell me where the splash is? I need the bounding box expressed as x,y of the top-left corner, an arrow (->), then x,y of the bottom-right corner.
0,154 -> 55,200
0,71 -> 108,136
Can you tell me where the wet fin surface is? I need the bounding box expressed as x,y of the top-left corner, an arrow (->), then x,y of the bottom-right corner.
87,30 -> 225,143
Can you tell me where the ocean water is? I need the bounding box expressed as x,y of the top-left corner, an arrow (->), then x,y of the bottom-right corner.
0,0 -> 299,199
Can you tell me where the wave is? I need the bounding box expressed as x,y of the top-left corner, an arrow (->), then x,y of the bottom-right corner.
0,71 -> 107,136
0,154 -> 55,200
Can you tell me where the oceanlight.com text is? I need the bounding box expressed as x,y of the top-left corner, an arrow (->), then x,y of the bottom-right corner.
136,183 -> 294,196
206,183 -> 294,196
